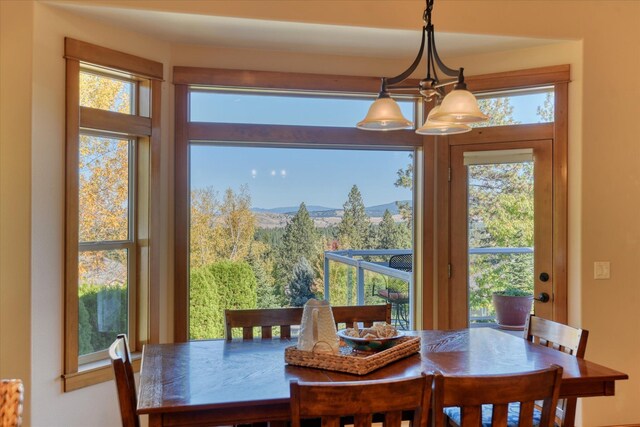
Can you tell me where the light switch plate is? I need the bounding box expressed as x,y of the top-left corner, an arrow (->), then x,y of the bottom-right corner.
594,261 -> 610,279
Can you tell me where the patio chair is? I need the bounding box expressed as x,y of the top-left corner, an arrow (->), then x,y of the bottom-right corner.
374,253 -> 412,329
524,315 -> 589,427
225,304 -> 391,340
434,366 -> 563,427
0,379 -> 23,427
109,334 -> 139,427
290,373 -> 433,427
389,254 -> 412,272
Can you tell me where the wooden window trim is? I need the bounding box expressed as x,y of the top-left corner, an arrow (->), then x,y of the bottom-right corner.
173,68 -> 424,342
79,107 -> 152,137
173,64 -> 569,340
435,66 -> 570,328
65,38 -> 163,80
63,38 -> 162,391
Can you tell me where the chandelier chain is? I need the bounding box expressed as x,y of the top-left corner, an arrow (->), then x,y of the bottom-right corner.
424,0 -> 434,26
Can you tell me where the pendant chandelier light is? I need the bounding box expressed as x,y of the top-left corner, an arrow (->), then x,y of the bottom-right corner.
357,0 -> 488,134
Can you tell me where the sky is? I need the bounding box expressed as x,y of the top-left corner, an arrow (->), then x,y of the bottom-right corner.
190,145 -> 413,209
189,89 -> 550,209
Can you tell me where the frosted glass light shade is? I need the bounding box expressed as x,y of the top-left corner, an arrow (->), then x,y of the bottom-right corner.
357,97 -> 413,131
430,89 -> 488,124
416,106 -> 471,135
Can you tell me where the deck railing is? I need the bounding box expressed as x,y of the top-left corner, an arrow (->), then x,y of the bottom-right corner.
324,246 -> 533,327
323,249 -> 413,328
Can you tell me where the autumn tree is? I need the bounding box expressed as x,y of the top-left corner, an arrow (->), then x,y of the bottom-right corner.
338,185 -> 371,249
190,187 -> 220,268
217,186 -> 255,261
189,185 -> 256,269
77,73 -> 134,352
78,73 -> 133,279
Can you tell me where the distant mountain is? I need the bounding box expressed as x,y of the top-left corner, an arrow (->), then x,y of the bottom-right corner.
253,200 -> 411,229
365,200 -> 412,217
252,201 -> 412,218
252,205 -> 336,215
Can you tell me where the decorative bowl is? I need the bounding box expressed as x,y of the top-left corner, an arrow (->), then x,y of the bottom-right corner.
336,329 -> 404,352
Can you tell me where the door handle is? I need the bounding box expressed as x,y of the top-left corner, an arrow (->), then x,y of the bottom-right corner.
534,292 -> 550,303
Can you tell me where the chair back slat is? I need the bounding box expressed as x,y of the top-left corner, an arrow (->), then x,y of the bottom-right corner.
492,404 -> 509,427
433,366 -> 563,427
109,334 -> 139,427
321,416 -> 340,427
242,326 -> 253,340
290,374 -> 432,427
225,304 -> 390,340
523,315 -> 589,427
261,326 -> 272,339
461,407 -> 481,425
354,413 -> 372,427
518,401 -> 535,427
384,410 -> 402,427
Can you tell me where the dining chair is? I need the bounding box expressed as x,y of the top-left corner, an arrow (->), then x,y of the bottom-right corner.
0,379 -> 24,427
225,304 -> 391,340
434,366 -> 563,427
109,334 -> 139,427
290,373 -> 433,427
523,315 -> 589,427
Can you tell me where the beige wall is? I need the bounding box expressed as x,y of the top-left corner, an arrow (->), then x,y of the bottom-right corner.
1,1 -> 638,425
0,2 -> 33,426
27,3 -> 171,426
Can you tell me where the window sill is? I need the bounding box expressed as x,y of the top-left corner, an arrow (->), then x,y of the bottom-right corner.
62,352 -> 141,392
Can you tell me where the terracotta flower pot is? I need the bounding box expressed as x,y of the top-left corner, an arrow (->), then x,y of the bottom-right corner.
492,293 -> 533,330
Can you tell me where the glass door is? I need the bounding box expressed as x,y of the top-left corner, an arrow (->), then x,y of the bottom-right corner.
449,140 -> 553,328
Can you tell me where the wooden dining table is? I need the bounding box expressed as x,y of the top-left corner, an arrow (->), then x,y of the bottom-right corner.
137,328 -> 628,427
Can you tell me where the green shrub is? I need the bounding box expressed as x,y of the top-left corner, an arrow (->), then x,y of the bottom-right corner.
78,283 -> 128,355
190,260 -> 257,340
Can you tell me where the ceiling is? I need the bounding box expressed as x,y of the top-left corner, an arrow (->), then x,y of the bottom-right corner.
47,2 -> 563,59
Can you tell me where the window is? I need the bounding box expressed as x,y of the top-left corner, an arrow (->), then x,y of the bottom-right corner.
188,144 -> 415,339
63,38 -> 162,391
174,69 -> 424,341
190,88 -> 415,128
472,87 -> 555,127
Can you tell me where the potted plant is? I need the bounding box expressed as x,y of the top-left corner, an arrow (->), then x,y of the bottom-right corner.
492,287 -> 533,330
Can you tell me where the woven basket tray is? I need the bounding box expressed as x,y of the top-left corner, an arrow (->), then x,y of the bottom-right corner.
285,335 -> 420,375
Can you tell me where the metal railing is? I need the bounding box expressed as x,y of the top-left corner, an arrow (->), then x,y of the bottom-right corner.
324,246 -> 534,327
323,249 -> 413,328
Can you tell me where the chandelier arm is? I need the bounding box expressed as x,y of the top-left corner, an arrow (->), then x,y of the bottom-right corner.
426,25 -> 435,82
429,27 -> 461,78
386,26 -> 427,87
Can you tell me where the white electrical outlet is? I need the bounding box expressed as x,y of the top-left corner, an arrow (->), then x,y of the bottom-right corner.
594,261 -> 610,280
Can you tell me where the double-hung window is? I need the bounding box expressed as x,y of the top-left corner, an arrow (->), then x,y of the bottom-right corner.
63,38 -> 162,391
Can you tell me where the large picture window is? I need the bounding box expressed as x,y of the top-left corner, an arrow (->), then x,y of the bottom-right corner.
63,38 -> 162,391
173,69 -> 424,342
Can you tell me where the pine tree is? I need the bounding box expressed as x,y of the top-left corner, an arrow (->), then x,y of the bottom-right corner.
536,92 -> 554,122
474,97 -> 519,127
274,203 -> 320,297
338,185 -> 371,249
377,210 -> 409,250
286,257 -> 316,307
394,154 -> 414,227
